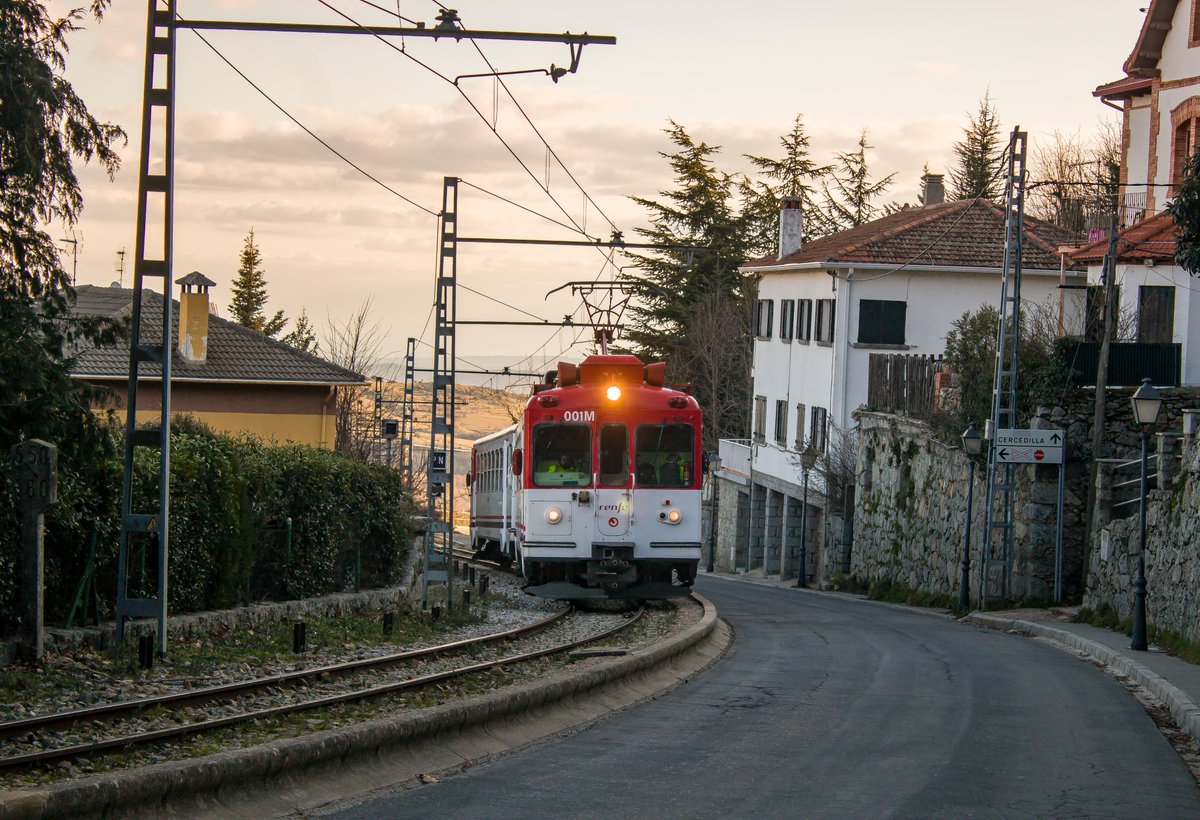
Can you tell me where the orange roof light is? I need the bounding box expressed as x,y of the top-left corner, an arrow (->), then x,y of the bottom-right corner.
606,385 -> 622,401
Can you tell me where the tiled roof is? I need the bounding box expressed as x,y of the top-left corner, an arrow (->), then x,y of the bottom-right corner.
69,285 -> 364,385
1070,211 -> 1180,264
742,199 -> 1083,272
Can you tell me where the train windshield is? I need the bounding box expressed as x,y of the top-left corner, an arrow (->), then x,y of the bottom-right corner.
635,423 -> 695,487
532,423 -> 592,487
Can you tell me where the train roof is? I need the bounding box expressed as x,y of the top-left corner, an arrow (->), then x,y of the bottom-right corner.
525,354 -> 701,413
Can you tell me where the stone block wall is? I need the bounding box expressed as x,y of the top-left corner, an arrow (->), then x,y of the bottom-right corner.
1086,432 -> 1200,642
852,412 -> 1087,602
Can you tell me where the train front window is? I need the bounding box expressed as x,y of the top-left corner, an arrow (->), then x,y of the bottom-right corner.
635,423 -> 695,487
599,423 -> 629,487
532,423 -> 592,487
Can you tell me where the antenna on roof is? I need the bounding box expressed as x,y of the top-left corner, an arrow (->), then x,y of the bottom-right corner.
115,247 -> 126,287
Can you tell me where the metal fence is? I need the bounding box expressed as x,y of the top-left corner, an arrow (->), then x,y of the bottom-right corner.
866,354 -> 943,420
1063,342 -> 1182,387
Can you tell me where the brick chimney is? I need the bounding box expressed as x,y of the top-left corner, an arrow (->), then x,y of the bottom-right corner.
922,173 -> 945,206
778,195 -> 804,260
176,271 -> 216,364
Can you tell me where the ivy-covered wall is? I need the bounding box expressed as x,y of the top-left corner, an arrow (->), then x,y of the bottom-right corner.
0,419 -> 414,635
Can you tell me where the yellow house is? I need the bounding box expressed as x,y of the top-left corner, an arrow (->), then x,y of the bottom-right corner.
71,275 -> 364,448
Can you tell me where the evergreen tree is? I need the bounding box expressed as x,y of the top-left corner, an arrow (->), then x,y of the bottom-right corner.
741,114 -> 834,256
622,122 -> 753,446
229,228 -> 286,337
949,91 -> 1004,200
1168,149 -> 1200,275
820,130 -> 896,230
282,307 -> 318,353
0,1 -> 125,453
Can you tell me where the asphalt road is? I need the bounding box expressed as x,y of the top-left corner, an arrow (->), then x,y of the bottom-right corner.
323,577 -> 1200,819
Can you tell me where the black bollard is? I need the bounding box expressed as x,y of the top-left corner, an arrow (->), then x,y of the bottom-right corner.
453,559 -> 459,575
138,634 -> 154,671
431,605 -> 441,622
461,562 -> 469,582
480,574 -> 489,597
463,589 -> 471,608
292,620 -> 307,654
469,566 -> 476,587
383,610 -> 395,637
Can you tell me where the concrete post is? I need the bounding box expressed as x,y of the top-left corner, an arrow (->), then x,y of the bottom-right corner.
1094,459 -> 1115,529
1157,433 -> 1180,491
11,440 -> 57,661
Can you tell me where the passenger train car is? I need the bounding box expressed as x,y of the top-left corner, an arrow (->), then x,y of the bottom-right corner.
468,354 -> 703,599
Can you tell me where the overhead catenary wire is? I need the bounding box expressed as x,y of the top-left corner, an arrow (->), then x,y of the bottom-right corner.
184,24 -> 439,218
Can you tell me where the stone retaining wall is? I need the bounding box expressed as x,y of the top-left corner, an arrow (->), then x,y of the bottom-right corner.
1086,433 -> 1200,642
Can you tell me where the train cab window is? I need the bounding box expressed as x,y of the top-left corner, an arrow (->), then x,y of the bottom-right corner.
635,423 -> 695,487
532,423 -> 592,487
599,423 -> 629,487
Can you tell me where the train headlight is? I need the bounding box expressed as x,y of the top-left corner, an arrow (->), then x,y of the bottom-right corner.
545,507 -> 563,524
606,385 -> 622,401
659,508 -> 682,525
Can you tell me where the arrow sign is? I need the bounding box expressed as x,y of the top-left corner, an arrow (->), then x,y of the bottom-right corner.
995,428 -> 1064,448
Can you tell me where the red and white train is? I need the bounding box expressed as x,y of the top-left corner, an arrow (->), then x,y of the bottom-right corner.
468,354 -> 704,600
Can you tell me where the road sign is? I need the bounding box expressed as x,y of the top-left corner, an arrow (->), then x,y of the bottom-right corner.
994,428 -> 1063,464
994,428 -> 1064,448
994,445 -> 1063,464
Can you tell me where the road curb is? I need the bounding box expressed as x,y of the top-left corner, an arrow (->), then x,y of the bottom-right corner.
966,613 -> 1200,744
0,595 -> 720,820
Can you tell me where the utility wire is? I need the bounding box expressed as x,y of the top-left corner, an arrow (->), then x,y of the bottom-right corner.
185,24 -> 439,218
458,179 -> 582,234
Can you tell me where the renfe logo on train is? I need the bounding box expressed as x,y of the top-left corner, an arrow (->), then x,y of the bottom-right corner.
562,410 -> 595,422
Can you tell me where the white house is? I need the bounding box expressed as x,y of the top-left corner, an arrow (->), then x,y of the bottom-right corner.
1075,0 -> 1200,386
713,183 -> 1086,583
1094,0 -> 1200,221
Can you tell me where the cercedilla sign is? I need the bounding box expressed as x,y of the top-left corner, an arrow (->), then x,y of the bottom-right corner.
993,429 -> 1064,465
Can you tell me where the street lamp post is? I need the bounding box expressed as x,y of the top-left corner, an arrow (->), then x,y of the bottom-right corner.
1130,377 -> 1162,652
959,423 -> 983,611
707,452 -> 722,574
796,446 -> 819,589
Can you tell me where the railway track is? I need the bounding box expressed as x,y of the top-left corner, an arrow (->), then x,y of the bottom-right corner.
0,605 -> 642,772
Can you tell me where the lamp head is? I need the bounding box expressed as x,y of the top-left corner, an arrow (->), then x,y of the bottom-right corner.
1130,377 -> 1163,427
961,422 -> 983,456
800,446 -> 819,471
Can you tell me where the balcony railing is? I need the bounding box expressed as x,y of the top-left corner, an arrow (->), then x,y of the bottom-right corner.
718,438 -> 752,478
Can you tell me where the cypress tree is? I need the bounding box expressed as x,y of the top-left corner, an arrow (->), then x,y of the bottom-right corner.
229,228 -> 286,337
950,92 -> 1004,200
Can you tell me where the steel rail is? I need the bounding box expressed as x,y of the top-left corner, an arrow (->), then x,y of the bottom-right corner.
0,606 -> 568,742
0,608 -> 643,770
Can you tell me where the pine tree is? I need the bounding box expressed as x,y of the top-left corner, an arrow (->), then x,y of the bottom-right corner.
950,91 -> 1004,200
229,228 -> 286,337
820,130 -> 897,230
282,307 -> 318,353
1,1 -> 125,456
622,122 -> 753,446
741,114 -> 834,256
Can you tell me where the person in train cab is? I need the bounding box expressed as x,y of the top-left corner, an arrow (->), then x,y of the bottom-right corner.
659,453 -> 684,486
547,454 -> 576,473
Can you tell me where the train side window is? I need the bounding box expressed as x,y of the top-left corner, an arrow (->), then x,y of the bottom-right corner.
532,423 -> 592,487
635,423 -> 695,487
599,423 -> 629,487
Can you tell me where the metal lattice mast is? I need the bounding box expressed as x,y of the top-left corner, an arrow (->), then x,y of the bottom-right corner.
423,178 -> 458,609
980,128 -> 1028,607
401,337 -> 417,491
116,0 -> 177,656
372,375 -> 383,464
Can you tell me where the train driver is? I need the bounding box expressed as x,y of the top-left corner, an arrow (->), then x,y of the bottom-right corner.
659,453 -> 684,486
546,454 -> 576,473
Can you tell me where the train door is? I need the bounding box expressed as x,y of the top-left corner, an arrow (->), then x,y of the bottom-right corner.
595,422 -> 631,538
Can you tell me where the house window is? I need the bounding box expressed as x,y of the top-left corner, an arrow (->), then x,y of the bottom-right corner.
1192,0 -> 1200,47
796,299 -> 813,343
774,400 -> 788,446
753,395 -> 767,443
794,403 -> 806,450
1174,120 -> 1195,193
779,300 -> 795,342
1139,286 -> 1176,343
810,406 -> 828,452
754,299 -> 775,339
815,299 -> 835,344
857,299 -> 907,345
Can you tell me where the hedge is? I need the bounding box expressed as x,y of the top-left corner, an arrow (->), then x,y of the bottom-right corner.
0,418 -> 414,635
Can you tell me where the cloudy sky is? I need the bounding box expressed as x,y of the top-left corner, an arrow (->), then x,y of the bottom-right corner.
56,0 -> 1143,381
